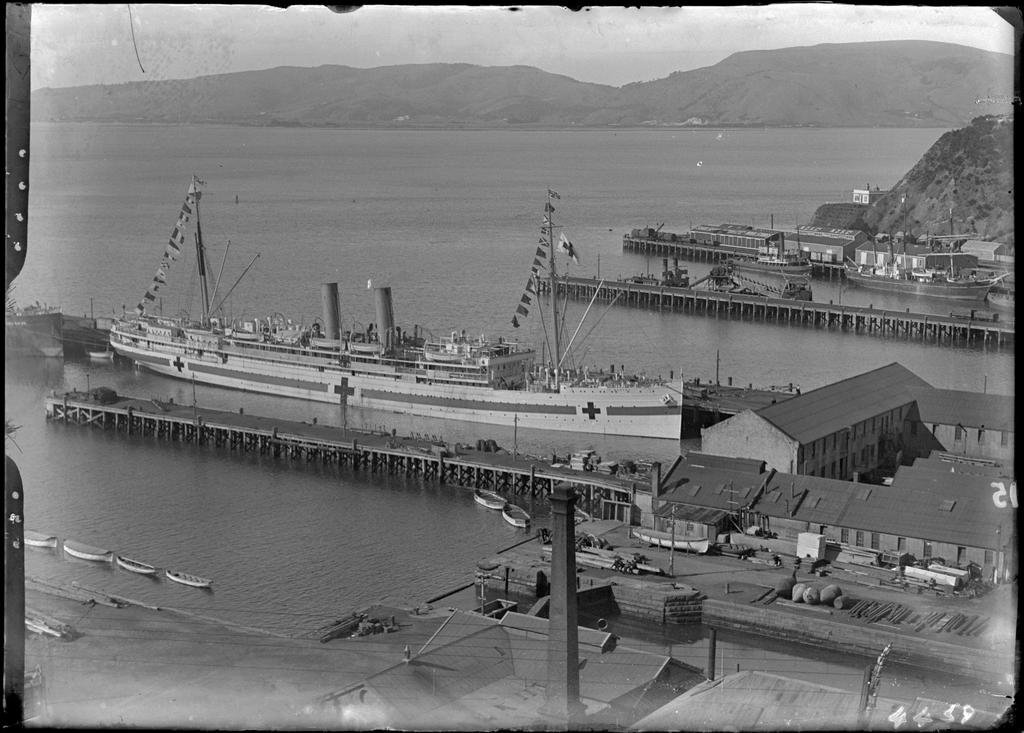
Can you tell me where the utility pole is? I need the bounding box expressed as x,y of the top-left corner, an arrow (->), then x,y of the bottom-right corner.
513,414 -> 518,460
669,505 -> 678,577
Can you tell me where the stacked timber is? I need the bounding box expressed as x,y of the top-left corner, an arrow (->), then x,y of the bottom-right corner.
570,450 -> 596,471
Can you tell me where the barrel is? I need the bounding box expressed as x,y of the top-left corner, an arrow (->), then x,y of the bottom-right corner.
820,584 -> 843,605
802,586 -> 821,605
791,583 -> 808,602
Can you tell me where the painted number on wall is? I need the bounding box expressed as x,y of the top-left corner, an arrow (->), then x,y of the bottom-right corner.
990,480 -> 1017,509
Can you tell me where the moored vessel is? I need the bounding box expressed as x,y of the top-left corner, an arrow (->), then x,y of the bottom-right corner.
5,303 -> 63,358
109,181 -> 683,439
501,503 -> 531,528
24,530 -> 59,548
731,253 -> 812,278
987,286 -> 1014,312
63,540 -> 113,562
474,489 -> 507,510
116,555 -> 158,575
165,569 -> 213,588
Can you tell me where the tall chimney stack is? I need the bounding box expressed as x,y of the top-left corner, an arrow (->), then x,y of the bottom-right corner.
541,482 -> 584,726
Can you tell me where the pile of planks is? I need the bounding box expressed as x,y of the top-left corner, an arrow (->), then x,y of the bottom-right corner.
910,610 -> 990,637
845,599 -> 989,637
847,599 -> 916,626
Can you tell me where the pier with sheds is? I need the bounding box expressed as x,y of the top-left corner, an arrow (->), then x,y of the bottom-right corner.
536,275 -> 1013,349
43,391 -> 653,510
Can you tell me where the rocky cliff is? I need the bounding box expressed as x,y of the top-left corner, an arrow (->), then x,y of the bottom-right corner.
861,115 -> 1014,245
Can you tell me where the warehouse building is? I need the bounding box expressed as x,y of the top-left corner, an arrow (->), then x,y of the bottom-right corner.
906,386 -> 1014,464
655,453 -> 1016,584
689,224 -> 782,258
775,225 -> 868,264
700,363 -> 930,481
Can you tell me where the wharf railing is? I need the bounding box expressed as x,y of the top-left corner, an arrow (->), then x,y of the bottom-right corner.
536,275 -> 1013,350
44,393 -> 643,506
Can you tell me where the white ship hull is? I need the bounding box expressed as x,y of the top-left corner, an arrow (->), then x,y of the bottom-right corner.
111,337 -> 681,439
115,182 -> 680,440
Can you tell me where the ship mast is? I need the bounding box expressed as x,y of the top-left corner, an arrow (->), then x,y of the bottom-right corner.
544,189 -> 562,388
191,176 -> 213,325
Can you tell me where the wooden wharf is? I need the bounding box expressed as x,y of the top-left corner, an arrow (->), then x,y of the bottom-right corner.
623,234 -> 848,278
43,392 -> 645,505
537,275 -> 1013,350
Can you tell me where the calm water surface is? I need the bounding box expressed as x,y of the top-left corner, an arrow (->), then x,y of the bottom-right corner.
8,124 -> 1014,710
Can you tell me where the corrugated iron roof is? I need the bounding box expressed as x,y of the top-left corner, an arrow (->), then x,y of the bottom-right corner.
834,471 -> 1014,550
909,386 -> 1014,432
762,473 -> 855,525
631,671 -> 865,731
755,363 -> 931,444
662,453 -> 1013,551
683,452 -> 765,474
961,240 -> 1009,256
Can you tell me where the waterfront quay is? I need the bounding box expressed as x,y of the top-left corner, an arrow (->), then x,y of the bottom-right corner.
482,521 -> 1016,688
42,391 -> 643,504
536,275 -> 1013,349
622,233 -> 847,277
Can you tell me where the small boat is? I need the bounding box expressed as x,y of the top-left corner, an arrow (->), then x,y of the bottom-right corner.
502,503 -> 531,528
116,555 -> 157,575
714,543 -> 755,558
633,528 -> 710,554
472,598 -> 518,619
23,530 -> 59,548
987,286 -> 1014,312
165,569 -> 213,588
87,349 -> 114,360
474,489 -> 507,510
63,540 -> 113,562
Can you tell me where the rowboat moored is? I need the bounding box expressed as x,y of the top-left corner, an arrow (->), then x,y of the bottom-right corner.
165,569 -> 213,588
474,489 -> 507,511
24,530 -> 59,548
116,555 -> 158,575
63,540 -> 113,562
501,503 -> 531,528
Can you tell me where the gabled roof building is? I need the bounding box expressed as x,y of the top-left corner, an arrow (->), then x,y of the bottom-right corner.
317,610 -> 706,730
700,363 -> 930,481
656,452 -> 1016,583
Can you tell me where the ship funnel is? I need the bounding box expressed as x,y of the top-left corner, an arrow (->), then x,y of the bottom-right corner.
320,283 -> 341,340
374,286 -> 396,353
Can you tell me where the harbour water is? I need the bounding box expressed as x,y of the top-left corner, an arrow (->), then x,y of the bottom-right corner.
7,123 -> 1014,711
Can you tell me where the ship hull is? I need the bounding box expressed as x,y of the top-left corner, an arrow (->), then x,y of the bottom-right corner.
845,270 -> 991,301
987,290 -> 1014,312
5,310 -> 63,358
111,336 -> 681,439
732,262 -> 812,278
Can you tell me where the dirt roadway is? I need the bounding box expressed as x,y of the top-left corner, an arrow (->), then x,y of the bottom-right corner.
22,586 -> 457,728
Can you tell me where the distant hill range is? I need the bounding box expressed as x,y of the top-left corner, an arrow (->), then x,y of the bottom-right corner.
32,40 -> 1014,129
861,114 -> 1014,246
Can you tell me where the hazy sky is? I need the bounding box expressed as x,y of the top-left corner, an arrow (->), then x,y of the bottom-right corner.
30,4 -> 1017,90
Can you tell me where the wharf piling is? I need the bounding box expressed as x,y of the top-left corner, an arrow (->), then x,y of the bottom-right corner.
44,392 -> 640,502
536,275 -> 1013,350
